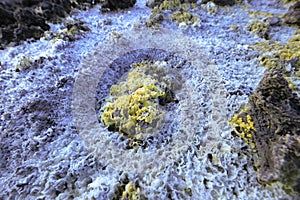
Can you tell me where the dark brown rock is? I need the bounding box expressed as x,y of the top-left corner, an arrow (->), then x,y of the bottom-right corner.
284,2 -> 300,26
248,70 -> 300,196
0,28 -> 15,43
101,0 -> 136,11
16,25 -> 46,41
21,0 -> 41,7
0,0 -> 102,49
0,6 -> 16,25
290,1 -> 300,11
15,8 -> 50,30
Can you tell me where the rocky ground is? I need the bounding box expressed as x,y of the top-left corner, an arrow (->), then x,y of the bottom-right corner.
0,0 -> 299,199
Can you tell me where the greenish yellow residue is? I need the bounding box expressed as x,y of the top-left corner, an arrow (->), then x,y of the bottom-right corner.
294,29 -> 300,35
184,187 -> 193,196
228,106 -> 257,150
285,76 -> 300,91
146,6 -> 164,28
230,25 -> 239,31
282,0 -> 298,3
159,0 -> 182,11
246,20 -> 270,39
16,57 -> 33,72
121,182 -> 141,200
110,31 -> 123,41
248,10 -> 275,18
172,10 -> 200,27
146,0 -> 200,28
253,33 -> 300,73
212,154 -> 220,165
101,61 -> 168,140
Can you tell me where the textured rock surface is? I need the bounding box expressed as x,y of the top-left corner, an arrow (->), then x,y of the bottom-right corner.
102,0 -> 137,11
284,1 -> 300,26
249,71 -> 300,196
0,0 -> 101,49
0,0 -> 298,199
146,0 -> 164,8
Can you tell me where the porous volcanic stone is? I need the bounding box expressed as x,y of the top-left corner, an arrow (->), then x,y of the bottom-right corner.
248,70 -> 300,196
0,0 -> 102,49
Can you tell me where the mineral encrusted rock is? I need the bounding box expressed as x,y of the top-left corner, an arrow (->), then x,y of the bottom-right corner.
0,0 -> 101,49
284,1 -> 300,26
248,71 -> 300,195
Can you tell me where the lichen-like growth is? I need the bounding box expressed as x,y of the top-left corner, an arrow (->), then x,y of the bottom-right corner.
145,6 -> 165,28
247,10 -> 275,18
146,0 -> 200,28
172,10 -> 200,27
246,20 -> 270,39
101,61 -> 175,141
254,33 -> 300,69
228,106 -> 257,150
285,76 -> 300,92
159,0 -> 182,11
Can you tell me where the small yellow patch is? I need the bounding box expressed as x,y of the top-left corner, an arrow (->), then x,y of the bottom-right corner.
228,106 -> 257,150
121,182 -> 141,200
